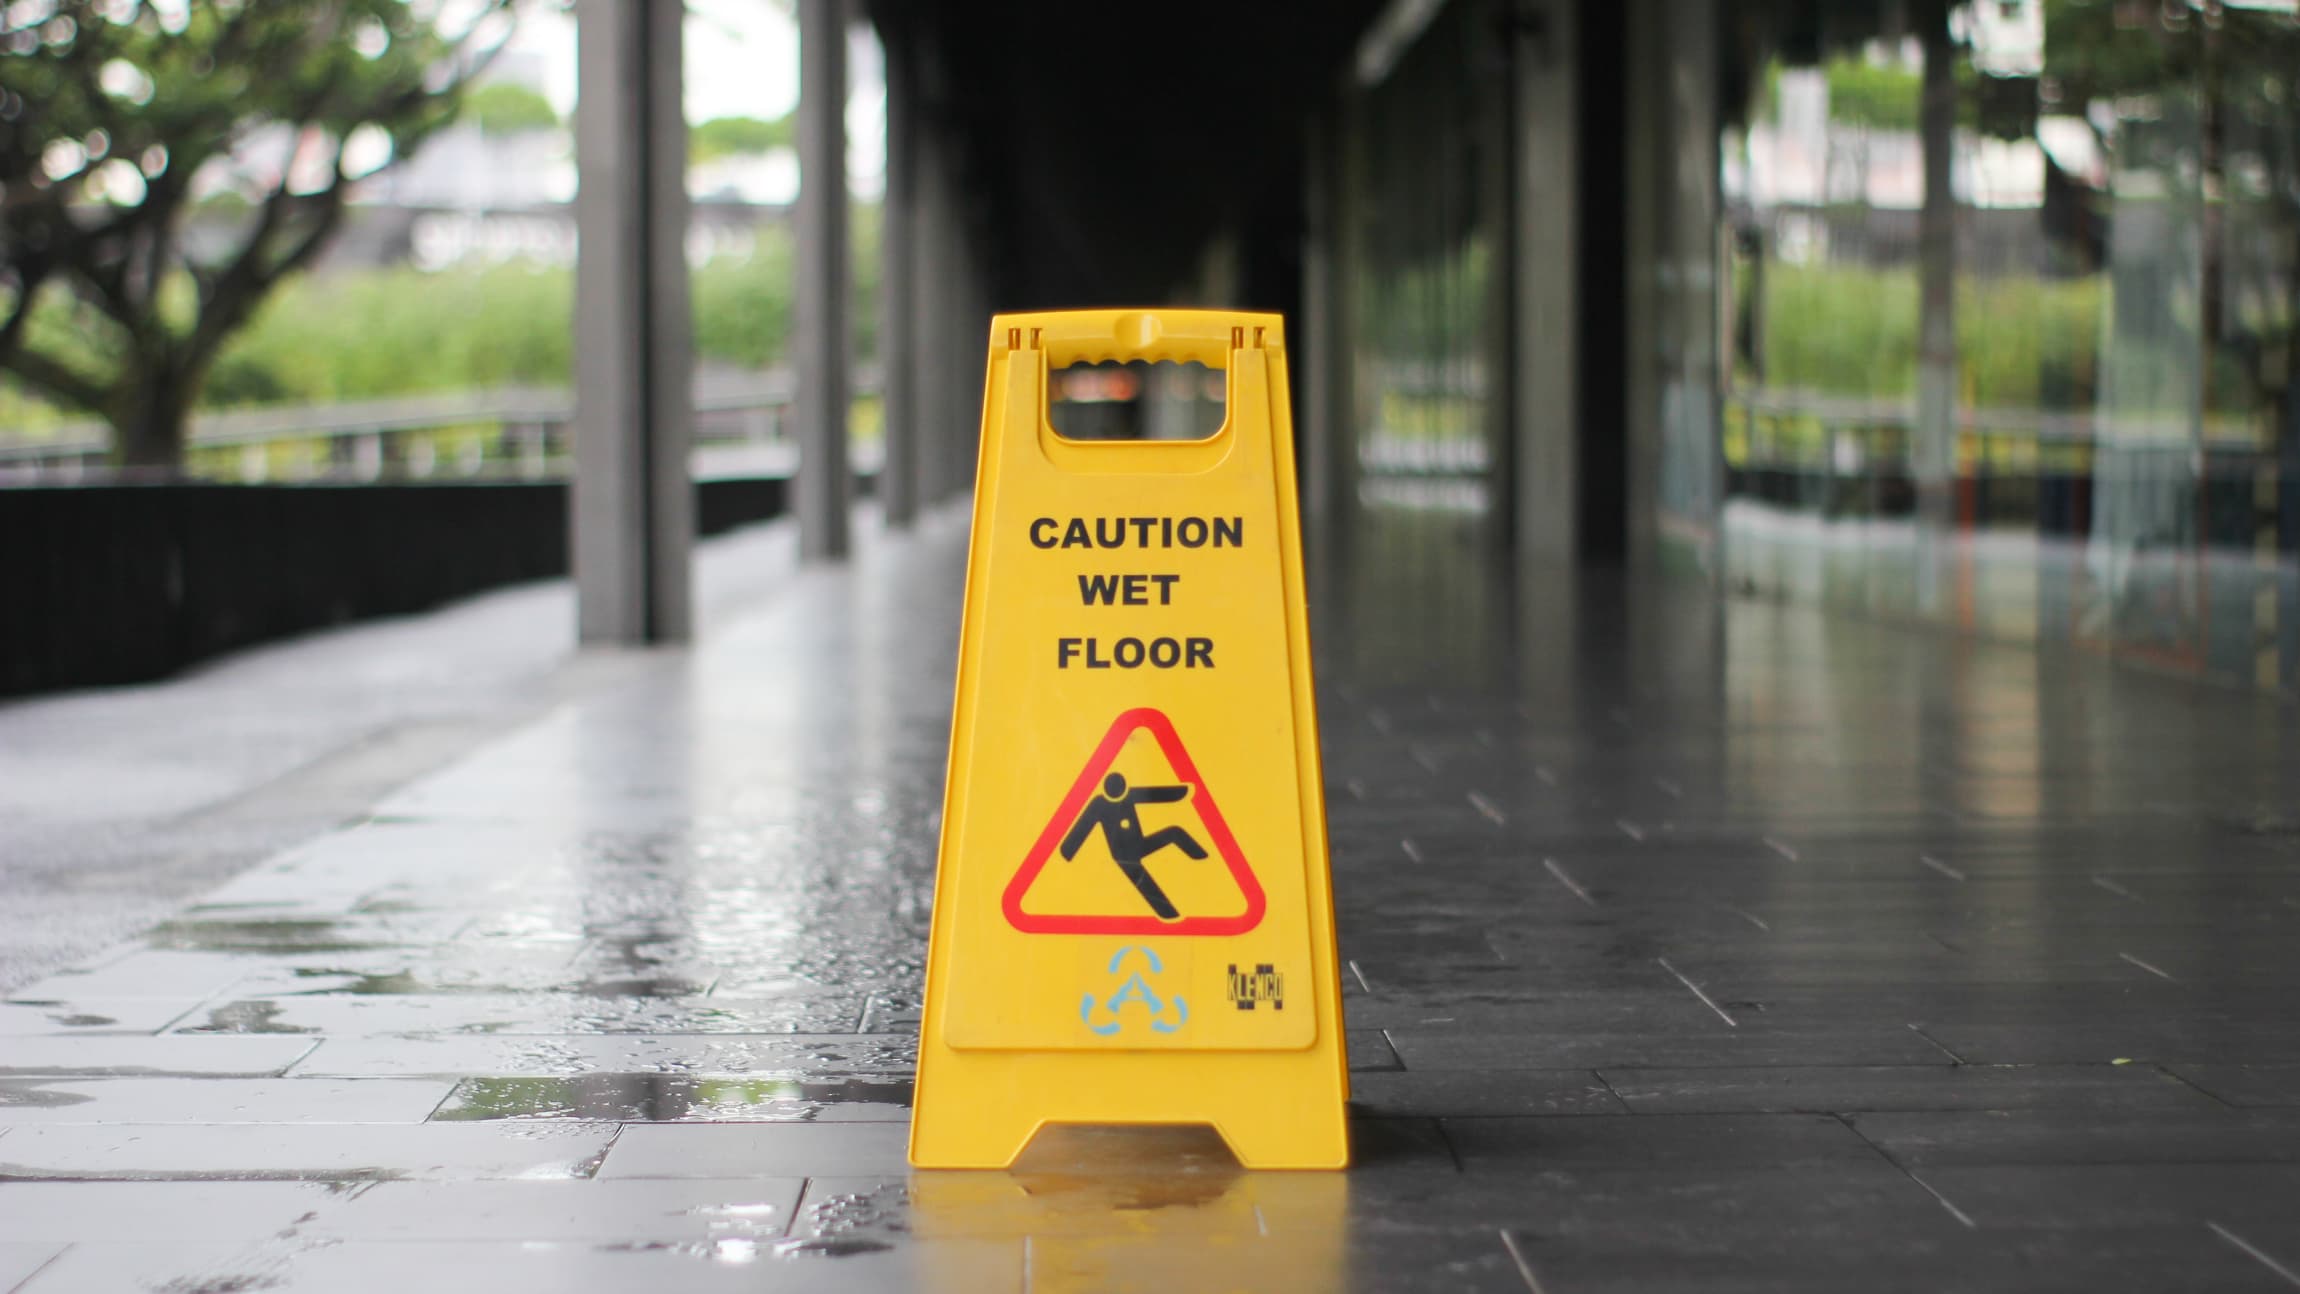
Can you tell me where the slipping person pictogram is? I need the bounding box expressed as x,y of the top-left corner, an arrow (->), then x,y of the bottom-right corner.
1058,772 -> 1208,919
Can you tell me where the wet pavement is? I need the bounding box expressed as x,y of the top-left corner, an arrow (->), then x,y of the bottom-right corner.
5,503 -> 2300,1291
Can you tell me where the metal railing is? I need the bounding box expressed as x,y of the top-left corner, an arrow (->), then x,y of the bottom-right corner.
0,366 -> 883,485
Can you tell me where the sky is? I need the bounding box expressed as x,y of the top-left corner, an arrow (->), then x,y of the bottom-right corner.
500,0 -> 886,191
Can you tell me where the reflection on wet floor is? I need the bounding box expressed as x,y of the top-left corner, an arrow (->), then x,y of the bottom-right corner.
4,505 -> 2300,1290
433,1074 -> 914,1123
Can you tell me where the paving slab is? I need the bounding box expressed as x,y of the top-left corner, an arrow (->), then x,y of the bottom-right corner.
1915,1163 -> 2300,1229
287,1034 -> 917,1078
1508,1225 -> 2295,1293
7,951 -> 280,1003
301,1178 -> 808,1242
0,1181 -> 347,1241
0,1000 -> 204,1036
1443,1113 -> 1880,1170
429,1074 -> 911,1122
0,1122 -> 619,1181
1847,1108 -> 2300,1165
1348,1069 -> 1628,1118
0,1037 -> 316,1078
12,1238 -> 1027,1294
1599,1063 -> 2222,1114
0,1078 -> 453,1125
0,1243 -> 62,1293
597,1122 -> 912,1178
166,993 -> 869,1037
2167,1065 -> 2300,1108
1386,1024 -> 1950,1069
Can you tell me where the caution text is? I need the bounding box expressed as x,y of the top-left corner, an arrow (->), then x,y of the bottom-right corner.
1030,516 -> 1245,550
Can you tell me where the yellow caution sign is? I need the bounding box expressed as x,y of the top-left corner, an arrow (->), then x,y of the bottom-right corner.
912,308 -> 1347,1170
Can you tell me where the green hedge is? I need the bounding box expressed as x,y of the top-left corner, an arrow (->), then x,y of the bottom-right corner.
3,208 -> 882,436
1755,263 -> 2103,408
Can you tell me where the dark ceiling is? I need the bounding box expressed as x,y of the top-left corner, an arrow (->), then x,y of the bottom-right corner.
869,0 -> 1389,311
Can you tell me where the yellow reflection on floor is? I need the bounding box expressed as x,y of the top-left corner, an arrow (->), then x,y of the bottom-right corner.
909,1125 -> 1348,1293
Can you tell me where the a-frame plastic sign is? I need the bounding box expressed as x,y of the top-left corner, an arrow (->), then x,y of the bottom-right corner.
912,309 -> 1347,1170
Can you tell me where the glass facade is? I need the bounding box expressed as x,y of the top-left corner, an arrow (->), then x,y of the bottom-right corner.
1709,0 -> 2300,689
1330,0 -> 1517,685
1347,0 -> 1507,523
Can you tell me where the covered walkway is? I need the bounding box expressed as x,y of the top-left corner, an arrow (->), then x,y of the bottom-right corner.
5,512 -> 2298,1291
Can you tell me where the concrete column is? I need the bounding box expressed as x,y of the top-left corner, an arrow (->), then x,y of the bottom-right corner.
1914,0 -> 1960,611
1668,0 -> 1726,564
1620,0 -> 1662,569
1306,113 -> 1343,549
1299,104 -> 1351,554
909,139 -> 950,504
876,32 -> 919,526
572,0 -> 692,643
953,210 -> 986,494
1511,0 -> 1581,568
794,0 -> 851,560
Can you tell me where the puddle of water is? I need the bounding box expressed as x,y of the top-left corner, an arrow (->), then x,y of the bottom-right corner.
147,918 -> 407,955
431,1074 -> 914,1122
0,1081 -> 96,1109
772,1236 -> 894,1258
177,1002 -> 319,1035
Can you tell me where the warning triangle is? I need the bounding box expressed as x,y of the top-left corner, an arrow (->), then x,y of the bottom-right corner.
1003,708 -> 1266,936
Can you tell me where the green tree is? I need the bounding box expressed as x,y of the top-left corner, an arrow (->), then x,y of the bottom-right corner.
462,80 -> 557,136
0,0 -> 513,471
690,114 -> 791,164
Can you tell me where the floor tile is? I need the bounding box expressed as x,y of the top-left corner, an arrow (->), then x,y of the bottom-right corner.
429,1074 -> 910,1122
0,1181 -> 344,1241
1349,1069 -> 1627,1118
6,952 -> 266,1003
598,1123 -> 912,1178
2167,1065 -> 2300,1108
0,1000 -> 204,1036
1387,1025 -> 1949,1070
1848,1108 -> 2300,1165
0,1122 -> 618,1181
170,994 -> 868,1037
1376,1159 -> 1947,1232
1510,1224 -> 2292,1293
12,1239 -> 1025,1294
1443,1113 -> 1880,1170
0,1037 -> 316,1078
303,1178 -> 807,1241
0,1243 -> 62,1292
0,1078 -> 453,1125
1600,1064 -> 2221,1114
288,1034 -> 916,1077
1916,1163 -> 2300,1228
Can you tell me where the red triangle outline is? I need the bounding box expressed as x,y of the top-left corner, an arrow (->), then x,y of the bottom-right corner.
1002,707 -> 1266,936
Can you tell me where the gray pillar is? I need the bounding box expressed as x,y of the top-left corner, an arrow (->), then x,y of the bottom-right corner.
1669,0 -> 1725,562
1621,0 -> 1662,569
795,0 -> 851,560
1300,102 -> 1355,554
572,0 -> 691,644
877,33 -> 918,526
955,225 -> 986,493
914,141 -> 961,504
1914,0 -> 1960,611
907,133 -> 942,504
1512,0 -> 1581,567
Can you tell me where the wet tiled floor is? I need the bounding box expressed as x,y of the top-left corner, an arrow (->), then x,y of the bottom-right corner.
5,505 -> 2300,1290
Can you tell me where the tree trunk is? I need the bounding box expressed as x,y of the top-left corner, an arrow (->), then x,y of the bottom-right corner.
110,376 -> 192,479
